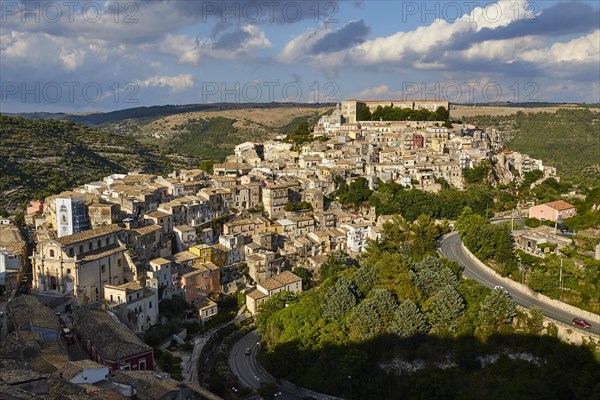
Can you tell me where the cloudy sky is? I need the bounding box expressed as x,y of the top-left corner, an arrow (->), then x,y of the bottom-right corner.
1,0 -> 599,112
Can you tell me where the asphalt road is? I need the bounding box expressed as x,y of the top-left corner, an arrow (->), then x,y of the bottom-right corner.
229,330 -> 304,400
438,232 -> 599,335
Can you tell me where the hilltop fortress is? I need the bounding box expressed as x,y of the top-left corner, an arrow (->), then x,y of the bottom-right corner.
341,99 -> 450,123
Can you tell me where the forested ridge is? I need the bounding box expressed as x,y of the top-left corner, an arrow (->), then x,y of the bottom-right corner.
463,108 -> 600,186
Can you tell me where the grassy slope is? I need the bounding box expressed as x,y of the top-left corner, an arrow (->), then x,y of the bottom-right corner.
0,115 -> 198,212
106,106 -> 330,161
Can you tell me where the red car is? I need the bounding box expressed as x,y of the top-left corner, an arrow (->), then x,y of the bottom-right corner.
572,318 -> 592,329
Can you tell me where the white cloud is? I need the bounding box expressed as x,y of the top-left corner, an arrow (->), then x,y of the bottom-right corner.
354,84 -> 398,99
460,36 -> 544,63
59,48 -> 86,71
136,74 -> 195,93
160,26 -> 271,65
519,30 -> 600,64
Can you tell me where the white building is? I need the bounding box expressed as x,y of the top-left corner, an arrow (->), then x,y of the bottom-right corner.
341,222 -> 371,253
104,281 -> 159,333
147,257 -> 176,299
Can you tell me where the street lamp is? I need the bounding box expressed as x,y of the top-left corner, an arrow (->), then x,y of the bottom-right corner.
348,375 -> 352,400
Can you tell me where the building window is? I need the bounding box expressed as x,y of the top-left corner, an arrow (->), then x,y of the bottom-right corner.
149,301 -> 152,308
107,237 -> 111,244
67,269 -> 71,274
69,248 -> 74,257
49,249 -> 55,257
98,240 -> 102,248
89,243 -> 93,251
101,265 -> 105,273
118,259 -> 122,267
79,245 -> 83,253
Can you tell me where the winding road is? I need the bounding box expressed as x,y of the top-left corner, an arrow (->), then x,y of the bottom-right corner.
438,232 -> 600,335
228,232 -> 599,399
229,330 -> 303,400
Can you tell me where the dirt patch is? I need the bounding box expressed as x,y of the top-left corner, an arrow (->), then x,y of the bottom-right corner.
142,106 -> 332,134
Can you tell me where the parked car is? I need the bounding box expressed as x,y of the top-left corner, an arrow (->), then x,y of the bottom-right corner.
245,348 -> 251,355
494,286 -> 509,295
572,318 -> 592,329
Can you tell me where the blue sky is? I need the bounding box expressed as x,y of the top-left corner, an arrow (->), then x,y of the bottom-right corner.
1,0 -> 599,112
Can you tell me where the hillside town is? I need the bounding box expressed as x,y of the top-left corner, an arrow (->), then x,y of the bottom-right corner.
0,100 -> 571,399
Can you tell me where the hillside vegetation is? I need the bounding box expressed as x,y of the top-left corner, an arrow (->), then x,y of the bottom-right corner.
463,109 -> 600,185
257,221 -> 600,399
105,106 -> 329,161
0,115 -> 198,213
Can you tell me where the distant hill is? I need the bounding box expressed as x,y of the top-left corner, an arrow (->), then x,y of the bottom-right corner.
102,105 -> 332,161
0,115 -> 200,213
14,102 -> 334,126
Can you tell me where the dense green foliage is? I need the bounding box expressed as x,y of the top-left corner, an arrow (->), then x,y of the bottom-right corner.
170,117 -> 243,161
334,177 -> 374,207
464,109 -> 600,185
456,207 -> 517,276
463,160 -> 491,185
256,218 -> 600,399
358,105 -> 449,122
370,181 -> 493,221
0,115 -> 188,212
283,119 -> 328,147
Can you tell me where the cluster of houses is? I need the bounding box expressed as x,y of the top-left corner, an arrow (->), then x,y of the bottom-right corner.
0,99 -> 567,399
1,295 -> 220,400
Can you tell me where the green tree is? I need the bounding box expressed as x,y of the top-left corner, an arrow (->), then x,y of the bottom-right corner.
322,276 -> 357,321
477,288 -> 517,335
424,285 -> 465,334
463,161 -> 490,185
389,299 -> 428,337
528,269 -> 560,298
367,289 -> 400,328
284,200 -> 294,212
411,257 -> 458,297
350,264 -> 378,298
320,251 -> 355,281
435,106 -> 449,121
256,291 -> 298,333
377,215 -> 411,253
292,266 -> 312,289
411,214 -> 441,259
348,301 -> 383,341
199,159 -> 214,174
526,308 -> 545,335
357,105 -> 372,121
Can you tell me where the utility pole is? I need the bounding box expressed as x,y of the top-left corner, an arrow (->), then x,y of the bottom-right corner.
559,254 -> 564,299
511,208 -> 514,232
